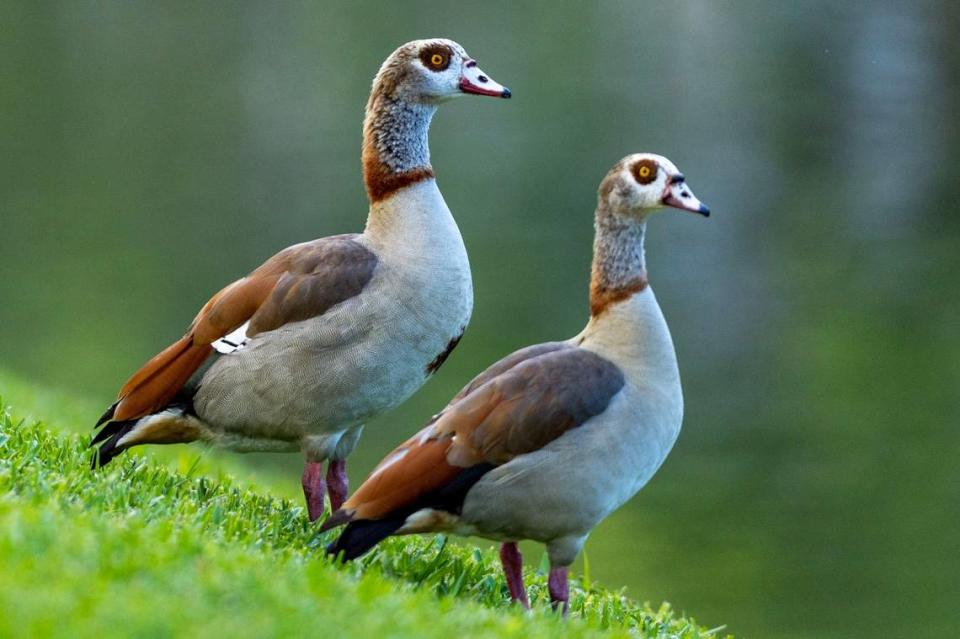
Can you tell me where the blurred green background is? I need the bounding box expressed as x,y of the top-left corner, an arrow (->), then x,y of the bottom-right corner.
2,2 -> 958,638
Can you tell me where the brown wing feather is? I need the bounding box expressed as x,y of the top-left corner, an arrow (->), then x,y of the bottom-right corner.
343,437 -> 461,521
112,337 -> 213,421
102,234 -> 376,426
448,342 -> 571,402
247,236 -> 379,335
340,346 -> 625,521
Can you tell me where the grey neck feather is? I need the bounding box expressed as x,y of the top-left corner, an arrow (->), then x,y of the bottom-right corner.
592,206 -> 648,292
365,94 -> 436,172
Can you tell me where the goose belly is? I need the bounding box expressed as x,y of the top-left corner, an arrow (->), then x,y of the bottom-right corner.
193,265 -> 472,445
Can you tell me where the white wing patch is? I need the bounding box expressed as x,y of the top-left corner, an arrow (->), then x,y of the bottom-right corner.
212,321 -> 250,354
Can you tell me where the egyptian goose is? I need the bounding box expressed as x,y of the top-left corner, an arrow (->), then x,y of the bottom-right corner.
91,39 -> 511,521
322,154 -> 709,613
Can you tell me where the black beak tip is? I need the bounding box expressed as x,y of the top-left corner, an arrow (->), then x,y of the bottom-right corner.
698,204 -> 711,217
501,87 -> 512,99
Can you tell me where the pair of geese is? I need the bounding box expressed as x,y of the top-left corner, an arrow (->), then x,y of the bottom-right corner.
92,39 -> 709,613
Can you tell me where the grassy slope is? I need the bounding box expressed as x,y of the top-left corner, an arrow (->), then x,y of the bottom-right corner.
0,371 -> 730,639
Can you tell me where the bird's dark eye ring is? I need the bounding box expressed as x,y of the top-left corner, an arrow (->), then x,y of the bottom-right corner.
631,159 -> 659,185
419,45 -> 452,72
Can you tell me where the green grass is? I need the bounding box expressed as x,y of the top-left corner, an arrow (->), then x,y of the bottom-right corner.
0,375 -> 730,639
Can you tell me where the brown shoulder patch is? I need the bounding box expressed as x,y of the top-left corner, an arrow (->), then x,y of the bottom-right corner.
247,235 -> 378,335
449,348 -> 625,465
451,342 -> 572,400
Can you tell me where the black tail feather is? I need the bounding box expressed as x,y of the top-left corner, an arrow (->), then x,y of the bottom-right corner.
91,420 -> 130,446
318,508 -> 354,534
326,516 -> 406,562
94,402 -> 118,429
90,420 -> 137,469
324,462 -> 497,561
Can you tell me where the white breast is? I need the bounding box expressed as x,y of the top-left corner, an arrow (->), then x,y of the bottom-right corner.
578,287 -> 683,411
570,287 -> 684,498
365,179 -> 474,326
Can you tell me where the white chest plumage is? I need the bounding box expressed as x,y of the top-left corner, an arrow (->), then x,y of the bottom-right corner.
576,288 -> 684,495
193,180 -> 472,452
365,179 -> 474,334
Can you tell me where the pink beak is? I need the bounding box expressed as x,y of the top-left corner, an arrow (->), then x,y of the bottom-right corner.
662,174 -> 710,216
459,60 -> 511,98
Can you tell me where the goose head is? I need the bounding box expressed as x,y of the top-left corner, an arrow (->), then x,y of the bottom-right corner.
372,38 -> 511,104
599,153 -> 710,217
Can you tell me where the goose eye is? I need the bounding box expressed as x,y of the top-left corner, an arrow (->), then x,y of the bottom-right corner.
419,46 -> 452,71
631,159 -> 659,185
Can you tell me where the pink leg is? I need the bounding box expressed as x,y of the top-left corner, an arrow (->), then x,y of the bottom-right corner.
548,566 -> 569,615
326,459 -> 349,512
302,461 -> 326,522
499,542 -> 530,609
